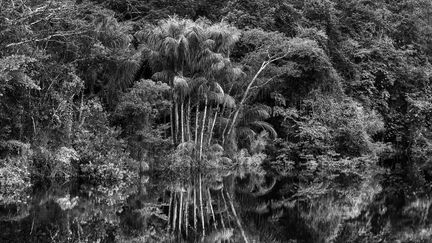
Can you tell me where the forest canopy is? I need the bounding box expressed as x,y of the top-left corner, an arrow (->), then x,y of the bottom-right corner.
1,0 -> 432,242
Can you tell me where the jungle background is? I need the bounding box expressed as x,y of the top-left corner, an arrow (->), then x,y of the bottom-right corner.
1,0 -> 432,242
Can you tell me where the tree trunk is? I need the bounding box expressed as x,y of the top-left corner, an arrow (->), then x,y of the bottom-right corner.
167,191 -> 173,233
199,174 -> 205,235
175,102 -> 180,145
199,96 -> 208,160
184,189 -> 190,236
178,190 -> 183,235
194,103 -> 200,157
218,192 -> 226,229
171,104 -> 177,145
187,98 -> 191,141
227,62 -> 268,137
181,102 -> 185,143
226,189 -> 249,243
221,189 -> 231,228
221,110 -> 233,145
193,179 -> 197,231
170,107 -> 175,144
208,188 -> 217,229
208,108 -> 218,146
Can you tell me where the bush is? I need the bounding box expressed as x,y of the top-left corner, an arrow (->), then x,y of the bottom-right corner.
0,141 -> 31,205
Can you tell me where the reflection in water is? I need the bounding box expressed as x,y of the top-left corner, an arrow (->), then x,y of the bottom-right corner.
1,169 -> 432,242
162,172 -> 240,242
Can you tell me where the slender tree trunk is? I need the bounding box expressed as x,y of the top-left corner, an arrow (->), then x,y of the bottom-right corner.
208,188 -> 217,229
221,110 -> 233,145
178,190 -> 183,235
193,179 -> 197,231
218,192 -> 225,229
78,92 -> 84,129
172,193 -> 178,232
171,106 -> 176,145
219,102 -> 227,134
221,83 -> 234,116
221,188 -> 231,228
194,104 -> 200,158
168,191 -> 173,232
181,101 -> 185,143
172,193 -> 178,234
175,102 -> 179,144
171,82 -> 177,144
199,96 -> 208,160
199,174 -> 205,235
227,53 -> 288,136
187,98 -> 192,141
219,85 -> 234,135
228,61 -> 270,135
227,61 -> 269,137
184,189 -> 190,237
208,106 -> 219,146
226,189 -> 249,243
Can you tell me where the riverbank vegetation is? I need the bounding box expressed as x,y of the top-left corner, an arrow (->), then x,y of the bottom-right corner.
1,0 -> 432,242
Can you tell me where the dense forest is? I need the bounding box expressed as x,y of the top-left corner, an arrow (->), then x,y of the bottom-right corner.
1,0 -> 432,242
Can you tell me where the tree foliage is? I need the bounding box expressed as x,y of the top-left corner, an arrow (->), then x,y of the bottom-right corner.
1,0 -> 432,241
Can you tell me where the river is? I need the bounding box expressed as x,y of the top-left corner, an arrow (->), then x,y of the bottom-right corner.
1,168 -> 431,242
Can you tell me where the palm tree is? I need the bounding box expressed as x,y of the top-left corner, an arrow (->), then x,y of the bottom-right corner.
173,76 -> 189,143
207,91 -> 227,146
193,78 -> 226,160
141,17 -> 201,145
141,17 -> 241,150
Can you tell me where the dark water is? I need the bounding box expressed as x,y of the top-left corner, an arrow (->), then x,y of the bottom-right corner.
1,169 -> 431,243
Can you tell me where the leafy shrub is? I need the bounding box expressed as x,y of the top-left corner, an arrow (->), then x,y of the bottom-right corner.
0,141 -> 32,205
73,98 -> 140,182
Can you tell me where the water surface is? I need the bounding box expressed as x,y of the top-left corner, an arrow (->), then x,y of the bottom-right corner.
1,169 -> 431,242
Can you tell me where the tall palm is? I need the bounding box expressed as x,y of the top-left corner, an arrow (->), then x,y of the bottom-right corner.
142,17 -> 202,145
173,76 -> 190,143
141,17 -> 240,148
196,79 -> 224,160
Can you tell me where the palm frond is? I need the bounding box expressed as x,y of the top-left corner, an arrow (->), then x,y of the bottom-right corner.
208,92 -> 225,105
237,127 -> 257,142
240,106 -> 271,125
206,21 -> 241,53
174,75 -> 189,100
223,94 -> 236,109
106,56 -> 140,94
163,37 -> 179,59
185,26 -> 205,57
211,61 -> 225,72
94,14 -> 132,50
202,39 -> 216,50
187,76 -> 206,95
217,117 -> 231,127
231,67 -> 246,80
251,121 -> 277,138
152,70 -> 170,82
178,35 -> 190,64
212,82 -> 224,94
251,202 -> 270,214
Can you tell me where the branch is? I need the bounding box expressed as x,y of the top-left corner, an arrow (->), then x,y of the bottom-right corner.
269,52 -> 289,62
5,31 -> 87,47
226,48 -> 290,136
251,74 -> 283,90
